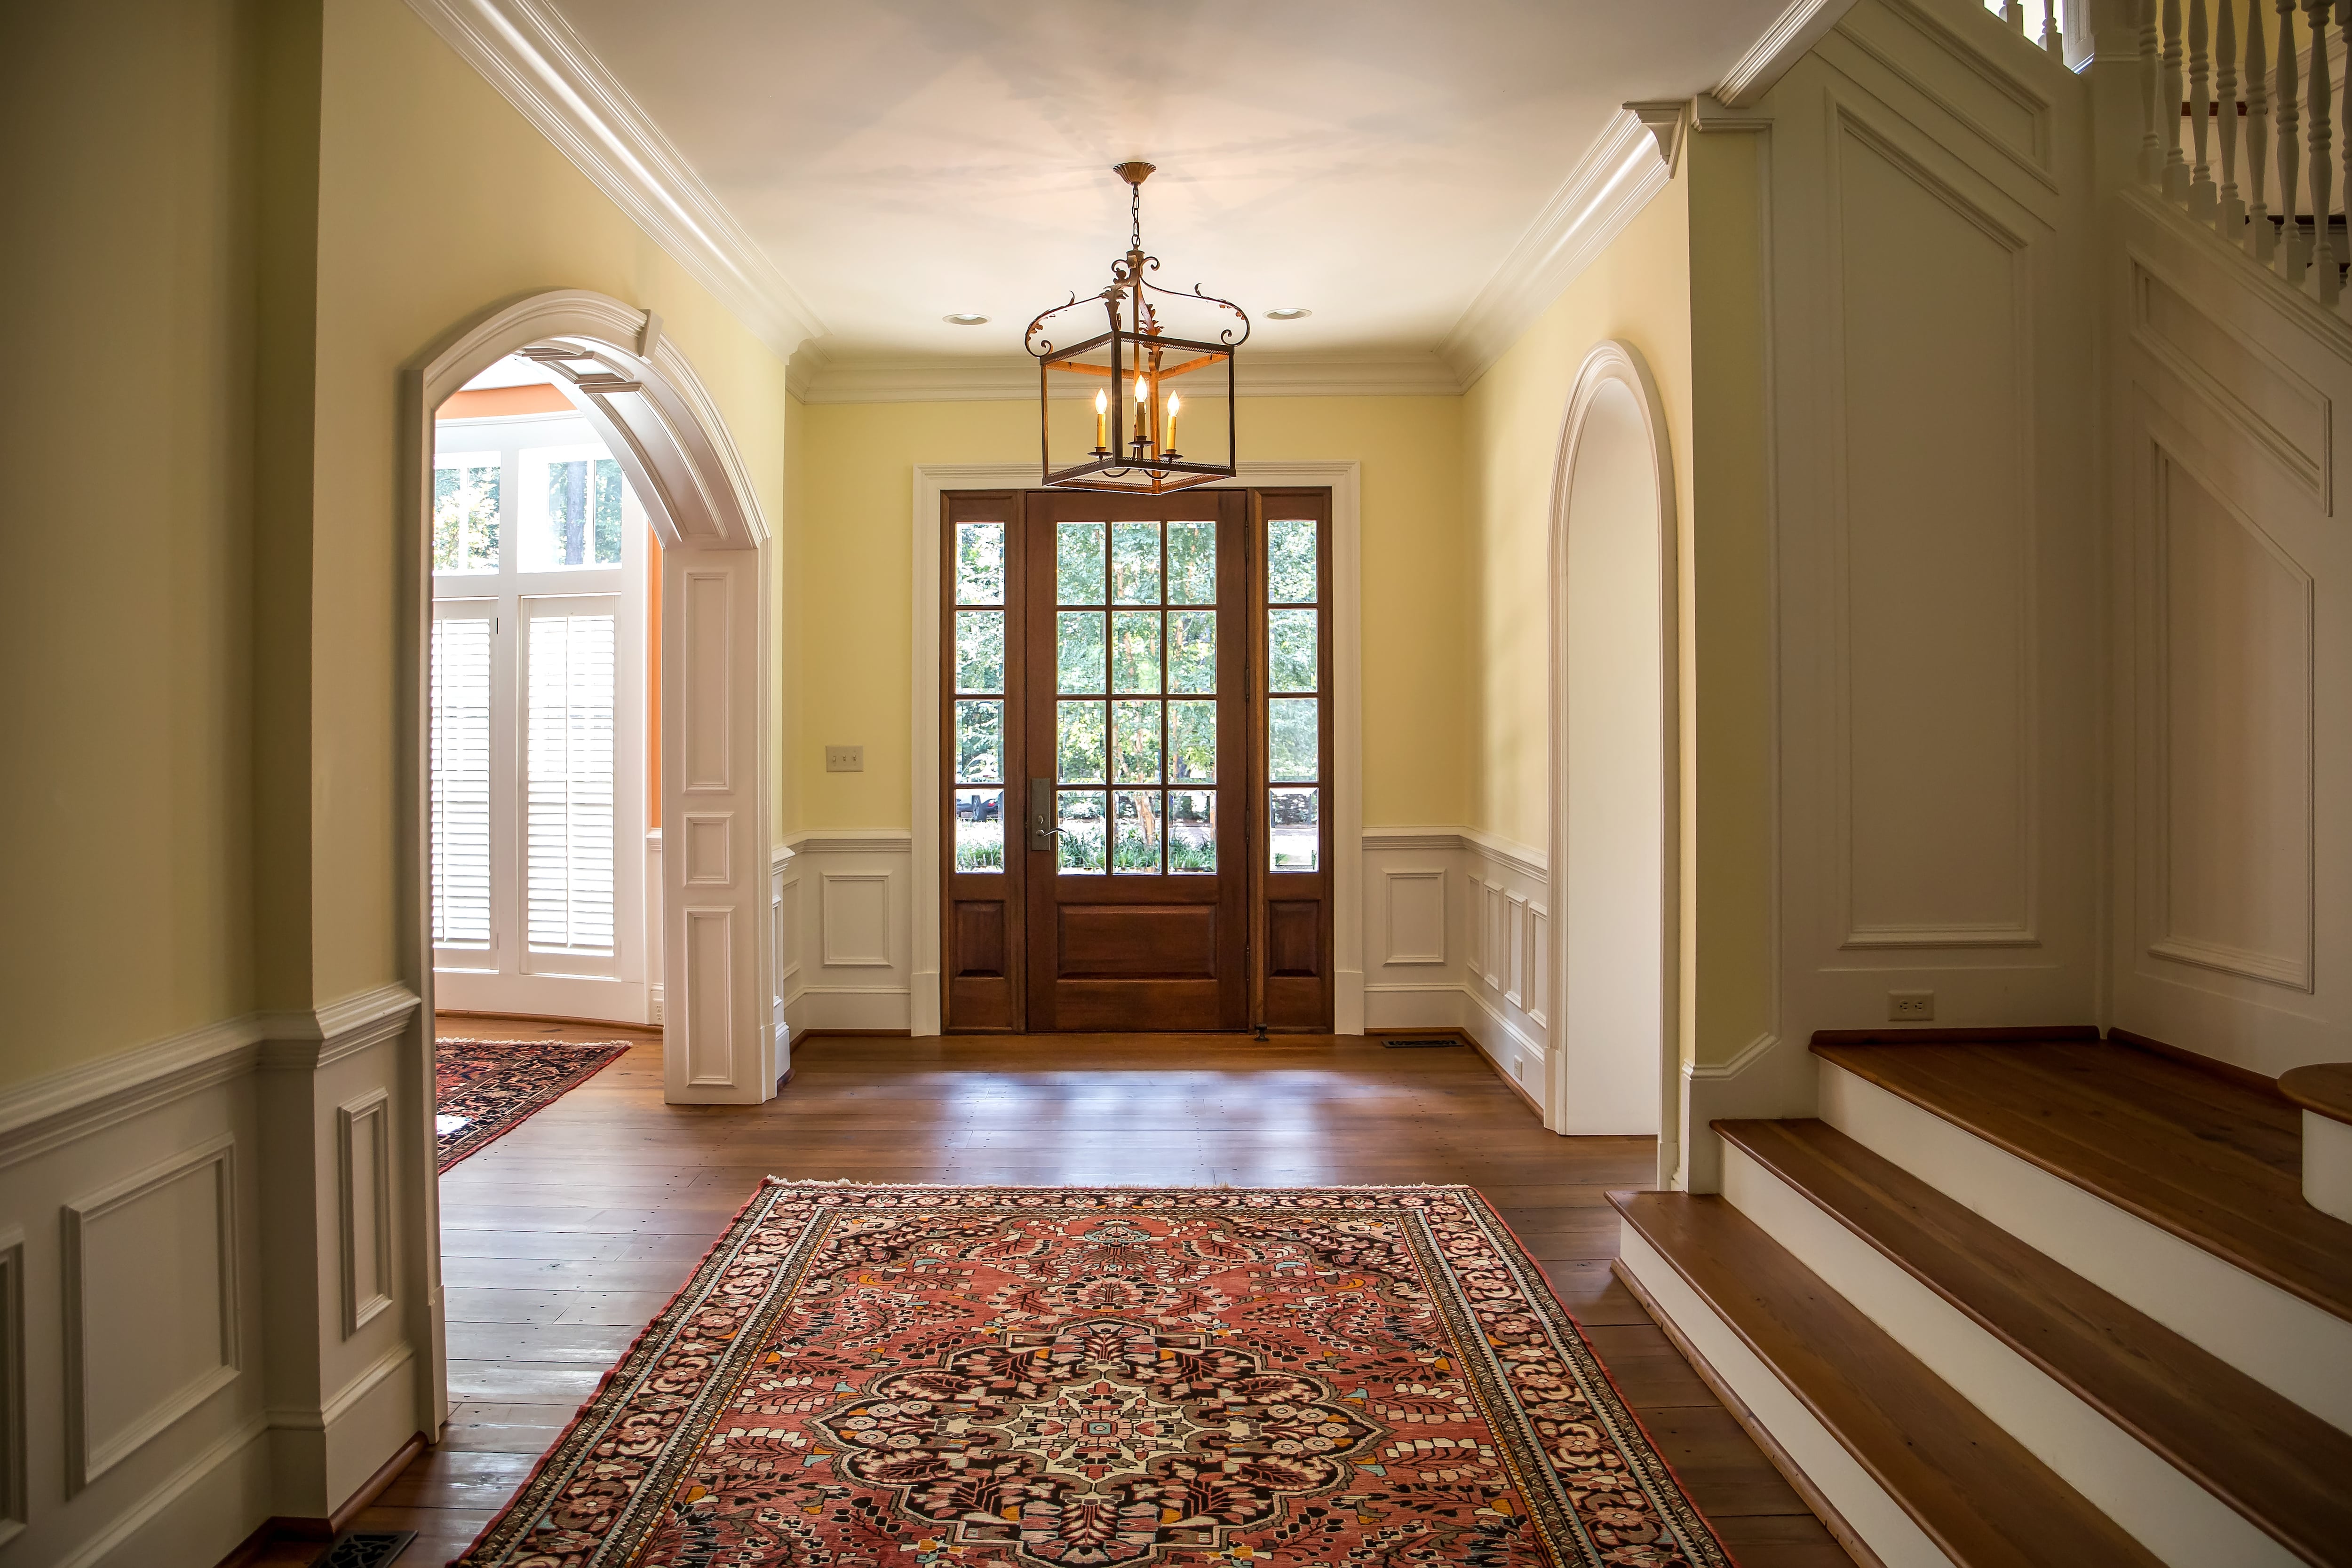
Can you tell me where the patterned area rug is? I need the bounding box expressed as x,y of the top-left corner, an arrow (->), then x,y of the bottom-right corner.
457,1182 -> 1732,1567
434,1037 -> 632,1172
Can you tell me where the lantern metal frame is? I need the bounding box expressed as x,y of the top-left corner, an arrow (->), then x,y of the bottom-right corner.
1025,163 -> 1251,495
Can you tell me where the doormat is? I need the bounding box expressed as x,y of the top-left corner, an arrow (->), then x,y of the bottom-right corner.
309,1530 -> 415,1568
1381,1036 -> 1463,1048
435,1037 -> 631,1171
454,1182 -> 1733,1568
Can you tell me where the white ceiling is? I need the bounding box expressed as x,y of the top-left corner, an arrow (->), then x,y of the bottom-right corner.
543,0 -> 1795,369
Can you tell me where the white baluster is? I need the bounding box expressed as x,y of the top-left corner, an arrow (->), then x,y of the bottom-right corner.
2165,0 -> 2191,198
2191,0 -> 2217,218
2005,0 -> 2026,31
2338,0 -> 2352,313
2276,0 -> 2304,281
2217,0 -> 2242,236
2306,0 -> 2337,302
2045,0 -> 2065,53
2247,0 -> 2274,258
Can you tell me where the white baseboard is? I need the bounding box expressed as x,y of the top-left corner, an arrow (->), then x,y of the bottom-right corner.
1820,1061 -> 2352,1433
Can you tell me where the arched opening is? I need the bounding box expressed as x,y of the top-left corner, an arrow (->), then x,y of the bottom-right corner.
1546,341 -> 1679,1184
400,290 -> 780,1432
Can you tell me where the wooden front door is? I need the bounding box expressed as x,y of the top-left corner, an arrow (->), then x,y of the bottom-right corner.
1021,489 -> 1250,1030
938,486 -> 1333,1033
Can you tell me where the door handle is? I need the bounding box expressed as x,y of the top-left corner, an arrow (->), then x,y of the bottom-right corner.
1028,778 -> 1061,852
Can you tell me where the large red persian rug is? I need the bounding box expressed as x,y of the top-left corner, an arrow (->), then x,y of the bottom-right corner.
434,1038 -> 631,1172
456,1182 -> 1732,1567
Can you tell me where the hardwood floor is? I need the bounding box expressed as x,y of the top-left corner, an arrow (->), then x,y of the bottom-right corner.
262,1021 -> 1855,1567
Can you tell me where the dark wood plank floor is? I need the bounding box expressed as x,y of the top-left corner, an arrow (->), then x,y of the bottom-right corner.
262,1022 -> 1854,1567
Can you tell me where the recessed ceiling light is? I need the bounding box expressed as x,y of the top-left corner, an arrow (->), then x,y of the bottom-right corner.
1265,307 -> 1312,321
943,312 -> 990,326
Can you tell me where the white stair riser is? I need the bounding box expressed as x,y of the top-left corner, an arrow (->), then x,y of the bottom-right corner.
1820,1060 -> 2352,1433
2305,1110 -> 2352,1224
1613,1225 -> 1957,1568
1723,1144 -> 2299,1568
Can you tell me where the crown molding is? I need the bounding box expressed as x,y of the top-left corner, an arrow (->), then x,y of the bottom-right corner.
1716,0 -> 1861,106
1438,109 -> 1678,389
403,0 -> 823,360
790,350 -> 1462,405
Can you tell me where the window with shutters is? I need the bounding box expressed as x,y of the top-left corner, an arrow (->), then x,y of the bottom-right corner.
429,364 -> 649,1020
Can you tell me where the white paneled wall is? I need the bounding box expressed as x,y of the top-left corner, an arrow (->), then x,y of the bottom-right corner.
0,990 -> 429,1568
1363,830 -> 1553,1119
778,832 -> 914,1033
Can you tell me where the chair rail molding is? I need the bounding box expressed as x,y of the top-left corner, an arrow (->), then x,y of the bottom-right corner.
910,460 -> 1365,1036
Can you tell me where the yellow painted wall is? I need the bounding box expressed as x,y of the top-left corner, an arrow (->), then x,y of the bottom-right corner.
793,397 -> 1468,831
300,0 -> 793,1005
1462,182 -> 1695,852
1,0 -> 260,1084
0,0 -> 796,1087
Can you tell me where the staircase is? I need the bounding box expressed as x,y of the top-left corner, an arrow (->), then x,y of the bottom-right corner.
1611,1033 -> 2352,1568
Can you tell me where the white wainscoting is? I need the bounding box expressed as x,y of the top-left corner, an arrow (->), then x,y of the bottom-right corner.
0,985 -> 427,1568
1362,828 -> 1554,1124
2113,196 -> 2352,1075
780,831 -> 914,1033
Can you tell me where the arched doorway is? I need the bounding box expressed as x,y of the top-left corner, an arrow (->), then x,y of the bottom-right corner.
1546,341 -> 1680,1184
401,290 -> 780,1431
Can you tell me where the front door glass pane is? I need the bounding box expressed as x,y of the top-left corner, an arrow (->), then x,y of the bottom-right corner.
1169,790 -> 1216,873
1111,520 -> 1161,603
1271,786 -> 1319,871
957,610 -> 1004,693
1168,611 -> 1216,692
1268,608 -> 1318,692
1114,790 -> 1163,873
955,788 -> 1005,870
1058,790 -> 1107,872
1112,700 -> 1161,784
1269,697 -> 1318,782
1167,519 -> 1216,603
1267,517 -> 1317,602
1169,700 -> 1217,783
1058,521 -> 1105,603
1057,611 -> 1106,693
956,699 -> 1003,784
1057,700 -> 1106,783
1110,610 -> 1161,692
956,521 -> 1007,604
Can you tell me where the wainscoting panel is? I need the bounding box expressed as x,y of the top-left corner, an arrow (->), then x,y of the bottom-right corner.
64,1135 -> 239,1494
1382,870 -> 1446,966
783,833 -> 914,1033
336,1090 -> 394,1339
683,908 -> 738,1085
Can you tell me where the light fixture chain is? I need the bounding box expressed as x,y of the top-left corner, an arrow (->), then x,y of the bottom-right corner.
1130,181 -> 1142,251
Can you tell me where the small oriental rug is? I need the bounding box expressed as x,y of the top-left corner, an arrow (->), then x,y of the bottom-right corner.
434,1037 -> 631,1172
457,1182 -> 1732,1568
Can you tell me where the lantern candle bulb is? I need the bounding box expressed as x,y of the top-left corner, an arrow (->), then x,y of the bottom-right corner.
1165,393 -> 1180,456
1132,376 -> 1151,450
1093,388 -> 1107,453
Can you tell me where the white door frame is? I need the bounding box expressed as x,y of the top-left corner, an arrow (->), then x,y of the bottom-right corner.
401,289 -> 779,1436
909,460 -> 1365,1036
1547,340 -> 1684,1186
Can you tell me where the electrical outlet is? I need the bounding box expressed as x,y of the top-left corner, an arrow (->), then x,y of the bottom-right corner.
825,744 -> 864,773
1887,990 -> 1935,1023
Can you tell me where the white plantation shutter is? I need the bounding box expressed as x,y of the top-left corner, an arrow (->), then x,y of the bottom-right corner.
430,613 -> 494,947
525,605 -> 618,955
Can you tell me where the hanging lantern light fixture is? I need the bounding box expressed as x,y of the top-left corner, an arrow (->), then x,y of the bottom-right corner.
1025,162 -> 1249,493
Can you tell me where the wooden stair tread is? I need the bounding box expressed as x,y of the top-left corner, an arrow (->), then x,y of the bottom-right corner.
1718,1117 -> 2352,1566
2280,1063 -> 2352,1127
1610,1189 -> 2165,1568
1813,1038 -> 2352,1322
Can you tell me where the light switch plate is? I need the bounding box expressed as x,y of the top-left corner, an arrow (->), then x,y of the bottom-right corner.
1887,990 -> 1935,1022
825,745 -> 864,773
